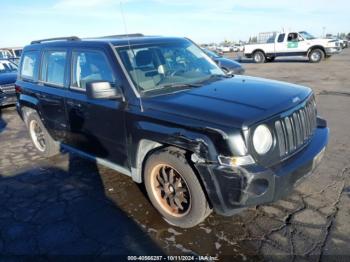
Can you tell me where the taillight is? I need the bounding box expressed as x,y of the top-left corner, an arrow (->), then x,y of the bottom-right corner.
15,84 -> 22,94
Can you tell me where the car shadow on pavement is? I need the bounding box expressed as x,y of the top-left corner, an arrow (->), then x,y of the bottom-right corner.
0,151 -> 163,257
238,58 -> 310,64
0,107 -> 7,133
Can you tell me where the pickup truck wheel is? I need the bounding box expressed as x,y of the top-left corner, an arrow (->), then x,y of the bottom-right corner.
309,49 -> 324,63
144,148 -> 211,228
27,112 -> 60,157
253,51 -> 266,63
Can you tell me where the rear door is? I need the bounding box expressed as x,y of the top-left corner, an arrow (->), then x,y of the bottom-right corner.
37,49 -> 69,141
18,49 -> 69,142
64,48 -> 128,167
274,33 -> 286,55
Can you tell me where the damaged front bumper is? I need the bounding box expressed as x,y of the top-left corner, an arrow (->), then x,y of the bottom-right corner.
195,125 -> 329,216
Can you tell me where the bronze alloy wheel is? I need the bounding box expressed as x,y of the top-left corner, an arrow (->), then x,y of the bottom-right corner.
150,164 -> 191,217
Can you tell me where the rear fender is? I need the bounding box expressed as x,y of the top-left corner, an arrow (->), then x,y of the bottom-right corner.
18,94 -> 40,124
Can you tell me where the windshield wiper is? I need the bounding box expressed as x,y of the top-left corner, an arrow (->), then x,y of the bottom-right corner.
141,82 -> 202,95
196,74 -> 233,85
160,82 -> 203,89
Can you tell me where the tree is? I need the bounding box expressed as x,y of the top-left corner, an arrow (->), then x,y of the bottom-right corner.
251,36 -> 258,43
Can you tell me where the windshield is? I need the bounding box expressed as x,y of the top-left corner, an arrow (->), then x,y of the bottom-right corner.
0,61 -> 18,73
299,31 -> 316,40
116,40 -> 224,96
203,49 -> 221,59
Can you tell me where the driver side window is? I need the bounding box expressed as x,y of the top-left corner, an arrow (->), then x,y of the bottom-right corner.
71,50 -> 115,90
287,33 -> 298,42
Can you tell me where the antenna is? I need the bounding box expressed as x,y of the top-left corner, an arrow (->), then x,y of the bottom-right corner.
119,1 -> 143,111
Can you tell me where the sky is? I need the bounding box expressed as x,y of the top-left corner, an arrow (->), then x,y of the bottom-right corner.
1,0 -> 349,47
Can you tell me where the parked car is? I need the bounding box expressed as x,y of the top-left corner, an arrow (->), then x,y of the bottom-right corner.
244,31 -> 341,63
0,48 -> 23,65
16,35 -> 329,228
0,60 -> 18,106
207,44 -> 218,51
10,47 -> 23,58
216,45 -> 231,53
203,48 -> 245,75
230,46 -> 239,52
344,40 -> 349,48
0,49 -> 12,59
233,44 -> 244,52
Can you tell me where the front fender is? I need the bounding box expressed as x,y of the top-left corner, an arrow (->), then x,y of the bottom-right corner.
127,119 -> 231,183
131,121 -> 220,161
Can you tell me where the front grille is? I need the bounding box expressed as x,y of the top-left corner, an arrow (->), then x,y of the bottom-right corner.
274,96 -> 317,157
0,84 -> 15,94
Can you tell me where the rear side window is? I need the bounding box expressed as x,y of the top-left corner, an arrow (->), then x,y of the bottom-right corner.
71,50 -> 115,90
277,34 -> 285,43
41,51 -> 67,87
21,51 -> 40,81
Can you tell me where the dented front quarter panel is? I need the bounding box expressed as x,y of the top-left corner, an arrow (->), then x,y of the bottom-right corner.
126,103 -> 241,166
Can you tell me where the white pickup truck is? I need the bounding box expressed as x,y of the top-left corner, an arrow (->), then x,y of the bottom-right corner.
244,31 -> 341,63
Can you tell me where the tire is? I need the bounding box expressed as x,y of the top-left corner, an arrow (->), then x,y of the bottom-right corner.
253,51 -> 266,63
308,49 -> 324,63
26,111 -> 60,157
144,148 -> 211,228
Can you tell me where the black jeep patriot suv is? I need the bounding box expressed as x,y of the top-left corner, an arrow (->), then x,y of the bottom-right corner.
16,35 -> 329,228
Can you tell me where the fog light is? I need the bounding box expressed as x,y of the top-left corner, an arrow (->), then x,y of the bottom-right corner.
248,178 -> 269,196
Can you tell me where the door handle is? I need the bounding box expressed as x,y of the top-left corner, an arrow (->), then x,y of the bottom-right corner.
66,100 -> 82,108
74,103 -> 83,109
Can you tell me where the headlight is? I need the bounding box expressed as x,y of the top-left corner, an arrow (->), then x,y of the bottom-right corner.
253,125 -> 273,155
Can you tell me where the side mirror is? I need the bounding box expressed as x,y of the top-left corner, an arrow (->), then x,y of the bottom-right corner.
86,81 -> 123,100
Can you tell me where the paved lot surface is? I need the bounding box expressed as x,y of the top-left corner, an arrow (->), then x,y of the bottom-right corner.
0,49 -> 349,260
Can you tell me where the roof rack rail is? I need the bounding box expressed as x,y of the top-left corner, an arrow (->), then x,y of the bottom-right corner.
98,33 -> 144,39
31,36 -> 80,44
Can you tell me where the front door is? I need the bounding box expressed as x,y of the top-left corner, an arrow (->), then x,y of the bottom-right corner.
283,32 -> 305,55
65,49 -> 128,167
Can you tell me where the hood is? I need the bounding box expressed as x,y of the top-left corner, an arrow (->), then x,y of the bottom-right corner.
0,72 -> 17,85
143,75 -> 312,129
306,38 -> 336,46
